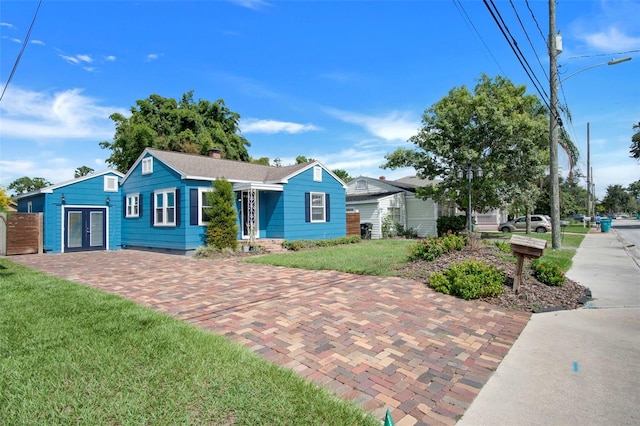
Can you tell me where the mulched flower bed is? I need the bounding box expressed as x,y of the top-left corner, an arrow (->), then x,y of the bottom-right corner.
394,244 -> 589,312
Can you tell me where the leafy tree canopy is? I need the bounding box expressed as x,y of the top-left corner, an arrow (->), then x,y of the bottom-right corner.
99,91 -> 251,172
627,180 -> 640,200
600,184 -> 633,214
8,176 -> 52,195
0,186 -> 12,209
383,74 -> 549,214
74,166 -> 95,178
296,155 -> 315,164
250,157 -> 270,166
630,121 -> 640,160
332,169 -> 352,183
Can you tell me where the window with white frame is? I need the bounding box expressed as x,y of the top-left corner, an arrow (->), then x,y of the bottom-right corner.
313,166 -> 322,182
126,194 -> 140,218
142,157 -> 153,175
104,175 -> 118,192
199,187 -> 212,225
27,201 -> 32,213
387,206 -> 401,223
154,189 -> 175,226
355,179 -> 367,191
310,192 -> 326,222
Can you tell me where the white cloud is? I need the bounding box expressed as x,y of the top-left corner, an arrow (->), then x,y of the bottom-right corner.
327,108 -> 420,142
241,119 -> 320,134
30,39 -> 45,45
0,86 -> 128,141
146,53 -> 161,61
105,55 -> 116,61
59,53 -> 93,65
59,54 -> 80,64
9,37 -> 21,44
229,0 -> 270,10
582,27 -> 640,51
0,22 -> 16,30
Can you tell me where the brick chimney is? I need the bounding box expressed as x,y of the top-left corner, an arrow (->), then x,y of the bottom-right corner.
379,176 -> 386,181
208,148 -> 222,159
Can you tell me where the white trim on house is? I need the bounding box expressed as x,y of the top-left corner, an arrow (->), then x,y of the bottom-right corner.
153,188 -> 177,227
310,192 -> 326,223
125,193 -> 140,218
16,170 -> 124,199
198,187 -> 212,226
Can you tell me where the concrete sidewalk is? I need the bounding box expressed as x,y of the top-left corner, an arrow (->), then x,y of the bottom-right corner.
458,228 -> 640,425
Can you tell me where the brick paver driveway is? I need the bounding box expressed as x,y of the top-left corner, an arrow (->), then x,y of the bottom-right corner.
11,251 -> 530,425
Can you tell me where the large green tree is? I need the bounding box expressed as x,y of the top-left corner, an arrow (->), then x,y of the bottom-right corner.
100,91 -> 251,172
630,121 -> 640,160
74,166 -> 94,177
8,177 -> 51,195
600,184 -> 632,214
383,74 -> 548,216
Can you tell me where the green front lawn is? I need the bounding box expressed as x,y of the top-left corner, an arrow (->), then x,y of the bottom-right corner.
250,232 -> 585,275
248,239 -> 415,275
0,260 -> 378,426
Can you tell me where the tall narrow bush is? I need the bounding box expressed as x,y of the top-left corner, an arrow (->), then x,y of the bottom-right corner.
205,179 -> 238,251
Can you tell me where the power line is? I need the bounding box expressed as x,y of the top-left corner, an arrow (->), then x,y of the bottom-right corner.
482,0 -> 550,109
487,0 -> 550,103
509,0 -> 549,83
451,0 -> 507,76
524,0 -> 547,45
0,0 -> 43,102
569,50 -> 640,60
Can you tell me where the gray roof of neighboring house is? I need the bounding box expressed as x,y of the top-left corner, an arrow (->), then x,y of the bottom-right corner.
141,148 -> 314,183
346,191 -> 403,203
394,175 -> 441,187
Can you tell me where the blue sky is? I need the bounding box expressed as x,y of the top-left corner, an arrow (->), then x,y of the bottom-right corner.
1,0 -> 638,200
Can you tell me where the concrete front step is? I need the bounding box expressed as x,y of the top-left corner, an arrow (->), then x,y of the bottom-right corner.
245,239 -> 287,253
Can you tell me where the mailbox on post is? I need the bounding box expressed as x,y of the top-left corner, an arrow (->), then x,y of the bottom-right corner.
509,235 -> 547,293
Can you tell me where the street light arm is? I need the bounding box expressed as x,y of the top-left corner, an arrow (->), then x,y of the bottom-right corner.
561,57 -> 632,83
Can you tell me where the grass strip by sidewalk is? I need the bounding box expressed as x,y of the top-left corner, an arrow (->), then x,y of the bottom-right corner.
0,259 -> 379,426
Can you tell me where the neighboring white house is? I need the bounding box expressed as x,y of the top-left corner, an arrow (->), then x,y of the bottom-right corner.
346,175 -> 508,237
346,176 -> 439,239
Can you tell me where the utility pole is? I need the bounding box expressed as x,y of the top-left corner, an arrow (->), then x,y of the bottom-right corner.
549,0 -> 561,249
586,122 -> 590,219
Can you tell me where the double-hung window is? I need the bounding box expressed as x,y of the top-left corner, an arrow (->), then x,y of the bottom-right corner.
154,189 -> 176,226
310,192 -> 326,222
126,194 -> 140,218
199,187 -> 212,225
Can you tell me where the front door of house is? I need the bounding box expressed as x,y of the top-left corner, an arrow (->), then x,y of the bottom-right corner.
241,190 -> 259,239
65,208 -> 106,252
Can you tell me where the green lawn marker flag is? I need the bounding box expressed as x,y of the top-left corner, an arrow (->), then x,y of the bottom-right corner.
384,408 -> 395,426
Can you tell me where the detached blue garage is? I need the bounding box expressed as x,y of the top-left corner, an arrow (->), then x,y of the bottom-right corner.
16,171 -> 123,254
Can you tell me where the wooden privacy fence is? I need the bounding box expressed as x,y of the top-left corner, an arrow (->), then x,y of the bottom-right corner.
346,211 -> 361,237
0,213 -> 43,256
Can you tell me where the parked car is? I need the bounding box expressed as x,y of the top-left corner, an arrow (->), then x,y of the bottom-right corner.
565,213 -> 584,222
499,215 -> 552,233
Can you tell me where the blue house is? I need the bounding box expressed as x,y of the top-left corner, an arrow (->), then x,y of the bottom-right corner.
15,149 -> 347,255
119,148 -> 347,254
16,170 -> 124,254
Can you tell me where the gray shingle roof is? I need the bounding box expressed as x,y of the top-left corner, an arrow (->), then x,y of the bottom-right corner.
148,149 -> 312,183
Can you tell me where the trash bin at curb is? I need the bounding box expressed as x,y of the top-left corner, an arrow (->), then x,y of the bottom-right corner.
600,218 -> 612,232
